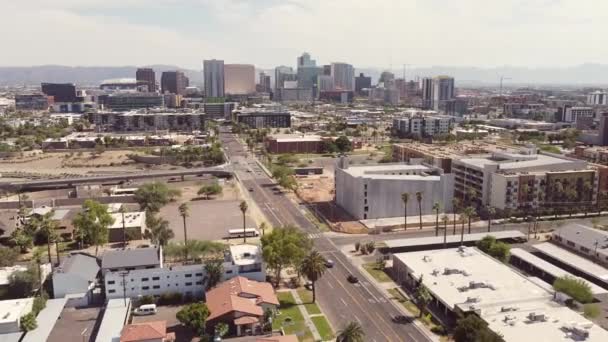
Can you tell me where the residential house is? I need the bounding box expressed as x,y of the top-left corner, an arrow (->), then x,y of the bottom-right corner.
0,298 -> 34,334
120,321 -> 175,342
52,253 -> 99,301
206,276 -> 279,337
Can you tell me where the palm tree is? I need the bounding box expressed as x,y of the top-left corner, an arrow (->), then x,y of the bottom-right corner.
259,222 -> 267,236
205,260 -> 224,289
414,283 -> 432,318
401,193 -> 409,231
487,206 -> 496,233
299,250 -> 327,303
337,321 -> 365,342
32,248 -> 43,291
441,215 -> 449,249
459,211 -> 467,245
463,206 -> 476,234
178,203 -> 190,261
433,203 -> 440,237
146,214 -> 174,247
416,192 -> 423,230
119,205 -> 127,248
40,211 -> 58,267
239,201 -> 248,243
452,198 -> 459,235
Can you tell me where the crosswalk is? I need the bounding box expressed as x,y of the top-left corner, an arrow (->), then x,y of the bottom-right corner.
308,232 -> 323,239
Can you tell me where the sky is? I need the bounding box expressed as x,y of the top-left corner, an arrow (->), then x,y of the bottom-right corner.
2,0 -> 607,70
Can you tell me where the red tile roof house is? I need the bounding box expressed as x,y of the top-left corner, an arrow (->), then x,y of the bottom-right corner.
206,276 -> 279,337
120,321 -> 176,342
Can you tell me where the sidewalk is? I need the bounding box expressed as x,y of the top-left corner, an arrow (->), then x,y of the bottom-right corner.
290,289 -> 323,341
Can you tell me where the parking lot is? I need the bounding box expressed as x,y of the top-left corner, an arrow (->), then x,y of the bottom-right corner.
160,199 -> 256,241
132,304 -> 194,341
47,306 -> 102,342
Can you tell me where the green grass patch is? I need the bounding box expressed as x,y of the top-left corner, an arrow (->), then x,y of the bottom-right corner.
273,292 -> 314,342
303,212 -> 330,232
311,315 -> 334,340
362,263 -> 392,283
296,289 -> 321,315
387,288 -> 446,336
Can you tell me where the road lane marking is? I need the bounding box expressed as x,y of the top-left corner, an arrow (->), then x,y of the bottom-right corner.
340,298 -> 347,306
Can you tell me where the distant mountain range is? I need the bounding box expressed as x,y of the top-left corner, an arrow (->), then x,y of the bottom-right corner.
2,64 -> 608,87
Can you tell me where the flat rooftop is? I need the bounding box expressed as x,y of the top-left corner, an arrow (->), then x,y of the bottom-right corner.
0,298 -> 33,324
457,152 -> 581,171
108,211 -> 145,229
94,298 -> 131,342
395,247 -> 608,342
229,244 -> 262,266
384,230 -> 525,250
552,223 -> 608,260
532,243 -> 608,284
510,248 -> 607,295
340,163 -> 438,180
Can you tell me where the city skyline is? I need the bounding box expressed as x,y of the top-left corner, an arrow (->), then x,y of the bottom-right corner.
2,1 -> 608,69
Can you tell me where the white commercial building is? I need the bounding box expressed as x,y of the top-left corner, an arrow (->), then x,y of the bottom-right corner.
335,159 -> 454,220
564,106 -> 595,123
587,91 -> 608,106
0,298 -> 34,334
393,247 -> 608,342
104,244 -> 265,299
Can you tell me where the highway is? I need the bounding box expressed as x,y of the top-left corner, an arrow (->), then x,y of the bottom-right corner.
220,130 -> 431,342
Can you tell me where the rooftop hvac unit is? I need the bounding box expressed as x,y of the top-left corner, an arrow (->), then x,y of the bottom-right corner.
527,312 -> 546,322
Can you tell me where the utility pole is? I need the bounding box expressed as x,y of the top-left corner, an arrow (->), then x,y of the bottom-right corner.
119,271 -> 129,306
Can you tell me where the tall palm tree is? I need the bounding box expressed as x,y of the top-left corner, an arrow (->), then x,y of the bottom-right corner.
32,249 -> 43,291
416,192 -> 423,230
414,283 -> 432,318
119,205 -> 127,248
40,211 -> 58,267
299,250 -> 327,303
178,203 -> 190,261
441,215 -> 449,249
487,206 -> 496,233
239,201 -> 248,243
460,211 -> 467,245
433,203 -> 440,237
452,198 -> 459,235
337,321 -> 365,342
401,193 -> 409,231
259,222 -> 267,236
463,206 -> 476,234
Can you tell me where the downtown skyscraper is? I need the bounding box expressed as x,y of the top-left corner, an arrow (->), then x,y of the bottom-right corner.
331,63 -> 355,91
204,59 -> 225,98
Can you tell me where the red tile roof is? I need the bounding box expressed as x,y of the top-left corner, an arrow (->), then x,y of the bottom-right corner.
206,276 -> 279,321
256,336 -> 299,342
234,316 -> 260,325
120,321 -> 168,342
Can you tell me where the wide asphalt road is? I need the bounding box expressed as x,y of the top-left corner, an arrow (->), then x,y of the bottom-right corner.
221,131 -> 430,342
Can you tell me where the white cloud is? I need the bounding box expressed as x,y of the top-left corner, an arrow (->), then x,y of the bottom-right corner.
1,0 -> 608,68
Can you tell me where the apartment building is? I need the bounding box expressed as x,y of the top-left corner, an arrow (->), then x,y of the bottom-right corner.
89,110 -> 205,132
392,114 -> 452,138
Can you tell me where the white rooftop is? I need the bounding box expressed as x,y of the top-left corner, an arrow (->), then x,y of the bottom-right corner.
109,211 -> 145,229
0,298 -> 33,325
341,163 -> 438,180
533,243 -> 608,283
0,265 -> 28,286
94,298 -> 131,342
395,247 -> 608,342
229,244 -> 262,266
385,230 -> 525,249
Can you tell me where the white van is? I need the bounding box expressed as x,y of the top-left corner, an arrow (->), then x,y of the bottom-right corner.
133,304 -> 157,316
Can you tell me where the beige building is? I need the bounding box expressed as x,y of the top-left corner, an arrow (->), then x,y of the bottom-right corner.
224,64 -> 256,95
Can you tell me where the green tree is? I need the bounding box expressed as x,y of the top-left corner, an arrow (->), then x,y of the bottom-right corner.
334,136 -> 352,153
416,192 -> 424,230
204,260 -> 224,289
463,206 -> 476,234
214,322 -> 229,339
0,246 -> 19,267
145,213 -> 174,247
20,312 -> 37,332
261,225 -> 312,287
336,321 -> 365,342
11,228 -> 33,253
7,265 -> 37,298
299,250 -> 327,303
239,201 -> 248,243
414,283 -> 432,318
176,303 -> 210,335
584,303 -> 601,319
476,236 -> 511,262
179,203 -> 190,261
401,193 -> 409,231
197,182 -> 223,199
553,276 -> 593,303
487,206 -> 496,232
72,200 -> 114,256
40,210 -> 59,266
134,182 -> 181,213
453,314 -> 504,342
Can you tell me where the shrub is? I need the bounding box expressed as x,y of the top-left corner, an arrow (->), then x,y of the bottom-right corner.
158,292 -> 183,305
366,241 -> 376,254
20,313 -> 37,332
137,295 -> 156,306
431,326 -> 446,335
553,276 -> 593,304
354,242 -> 361,252
32,293 -> 48,315
360,244 -> 368,255
584,303 -> 601,318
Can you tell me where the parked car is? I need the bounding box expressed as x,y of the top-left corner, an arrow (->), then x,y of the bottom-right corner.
133,304 -> 157,316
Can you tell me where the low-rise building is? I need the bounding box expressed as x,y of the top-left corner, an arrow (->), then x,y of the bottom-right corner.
101,93 -> 164,111
89,110 -> 205,132
0,298 -> 34,334
52,252 -> 99,300
101,247 -> 161,276
335,157 -> 454,220
206,276 -> 279,337
551,223 -> 608,267
15,94 -> 50,111
393,114 -> 452,138
120,321 -> 175,342
108,211 -> 146,243
393,247 -> 608,342
264,134 -> 324,154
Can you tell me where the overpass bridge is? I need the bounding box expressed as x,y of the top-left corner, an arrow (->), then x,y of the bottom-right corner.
0,167 -> 233,192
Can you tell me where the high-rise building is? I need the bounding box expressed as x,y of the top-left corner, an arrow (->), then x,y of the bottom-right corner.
432,76 -> 455,111
203,59 -> 225,98
160,71 -> 187,95
355,73 -> 372,95
587,91 -> 608,105
421,78 -> 433,109
322,65 -> 331,76
331,63 -> 355,91
224,64 -> 255,95
136,68 -> 156,92
297,52 -> 316,67
258,72 -> 271,93
379,71 -> 395,84
274,66 -> 296,92
297,66 -> 322,90
317,75 -> 335,92
41,83 -> 77,103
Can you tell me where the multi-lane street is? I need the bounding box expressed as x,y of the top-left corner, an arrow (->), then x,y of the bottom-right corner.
220,130 -> 431,342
